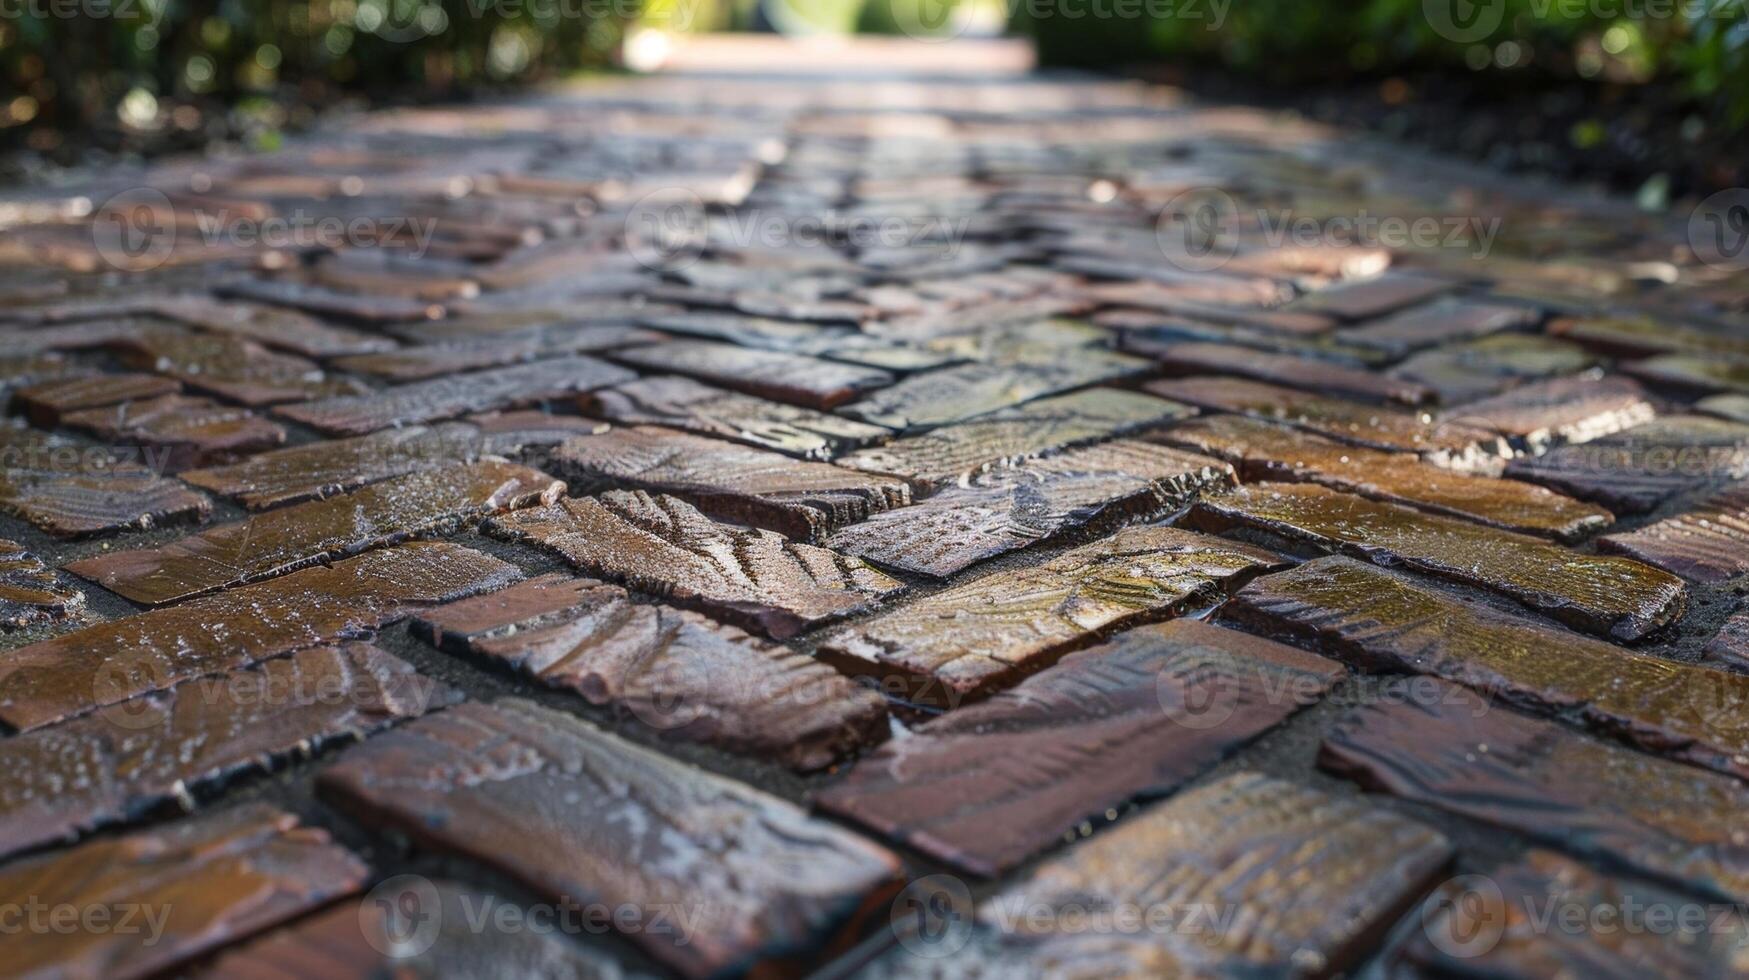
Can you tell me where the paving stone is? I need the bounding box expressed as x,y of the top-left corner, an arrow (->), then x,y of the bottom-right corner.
1503,414 -> 1749,514
148,294 -> 396,356
69,461 -> 559,605
826,440 -> 1234,577
1338,297 -> 1538,356
1159,415 -> 1611,540
332,324 -> 661,381
1224,556 -> 1749,779
818,526 -> 1281,707
61,393 -> 287,471
0,803 -> 366,980
275,356 -> 635,436
1191,482 -> 1680,639
1320,678 -> 1749,904
180,421 -> 488,509
836,387 -> 1196,490
219,276 -> 446,322
318,698 -> 902,978
1598,480 -> 1749,583
114,329 -> 366,406
0,542 -> 519,731
0,642 -> 452,860
1394,851 -> 1749,979
544,424 -> 910,541
1443,373 -> 1657,451
582,375 -> 891,460
1079,279 -> 1333,333
839,353 -> 1150,430
1145,375 -> 1506,461
638,309 -> 843,351
612,340 -> 892,410
388,302 -> 663,345
1698,393 -> 1749,425
0,537 -> 84,627
487,491 -> 900,640
1113,310 -> 1397,367
1286,271 -> 1457,320
415,572 -> 888,770
1550,313 -> 1749,361
1391,333 -> 1598,403
981,771 -> 1451,977
864,296 -> 1091,343
11,372 -> 182,426
1623,352 -> 1749,395
194,880 -> 653,980
915,317 -> 1116,363
0,421 -> 212,536
1145,340 -> 1434,405
815,620 -> 1340,876
1703,609 -> 1749,671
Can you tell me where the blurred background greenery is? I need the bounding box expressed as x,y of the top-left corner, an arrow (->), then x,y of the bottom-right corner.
4,0 -> 1744,164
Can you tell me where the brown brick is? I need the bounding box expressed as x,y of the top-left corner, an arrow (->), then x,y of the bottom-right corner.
180,422 -> 488,510
62,393 -> 287,472
582,375 -> 891,459
1550,313 -> 1749,360
1146,340 -> 1434,405
1703,609 -> 1749,671
1224,556 -> 1749,779
1699,393 -> 1749,425
275,356 -> 635,436
1599,480 -> 1749,583
1159,415 -> 1611,540
1145,374 -> 1505,460
1396,851 -> 1749,978
219,276 -> 446,322
614,339 -> 892,409
0,421 -> 211,537
639,309 -> 843,350
1321,678 -> 1749,903
818,526 -> 1281,706
415,572 -> 887,770
1339,297 -> 1537,357
546,424 -> 909,541
840,354 -> 1150,430
865,295 -> 1091,343
488,491 -> 900,639
1193,483 -> 1682,640
827,440 -> 1234,577
318,699 -> 901,978
1445,373 -> 1657,450
11,372 -> 182,426
838,387 -> 1192,490
981,771 -> 1450,977
68,461 -> 560,605
1390,333 -> 1597,403
0,542 -> 519,731
1286,271 -> 1457,320
1624,353 -> 1749,395
0,643 -> 452,859
332,323 -> 660,381
0,537 -> 84,627
114,329 -> 366,406
1504,414 -> 1749,514
148,294 -> 395,356
0,804 -> 366,980
815,620 -> 1340,876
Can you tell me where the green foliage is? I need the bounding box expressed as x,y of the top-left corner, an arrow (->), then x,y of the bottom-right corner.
1,0 -> 631,151
1025,0 -> 1749,127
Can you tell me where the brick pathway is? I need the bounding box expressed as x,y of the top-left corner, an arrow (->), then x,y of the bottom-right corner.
3,35 -> 1749,978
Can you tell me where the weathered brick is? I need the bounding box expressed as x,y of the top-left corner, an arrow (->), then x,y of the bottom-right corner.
1599,480 -> 1749,582
545,424 -> 910,541
827,440 -> 1234,577
11,372 -> 182,426
1158,415 -> 1611,540
148,294 -> 395,356
1624,352 -> 1749,396
1391,333 -> 1596,403
114,329 -> 365,405
1286,271 -> 1457,320
582,375 -> 891,459
1321,678 -> 1749,903
614,340 -> 892,409
0,537 -> 84,627
62,393 -> 287,472
1504,414 -> 1749,514
488,491 -> 900,639
1193,483 -> 1682,640
815,620 -> 1340,876
1339,297 -> 1537,356
0,643 -> 452,859
415,572 -> 887,769
0,421 -> 211,536
318,699 -> 901,978
219,276 -> 446,322
0,542 -> 519,731
332,323 -> 660,381
68,461 -> 560,605
1145,340 -> 1434,405
841,354 -> 1150,430
1444,373 -> 1656,450
1224,556 -> 1749,779
818,526 -> 1281,706
0,804 -> 366,980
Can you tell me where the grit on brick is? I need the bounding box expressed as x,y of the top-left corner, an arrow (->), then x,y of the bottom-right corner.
1,35 -> 1746,980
